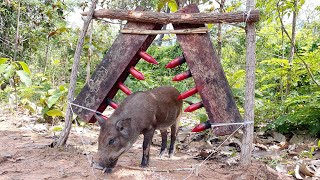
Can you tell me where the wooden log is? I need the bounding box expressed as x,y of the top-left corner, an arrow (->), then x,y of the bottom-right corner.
174,4 -> 242,136
73,7 -> 162,123
81,8 -> 260,24
120,27 -> 208,35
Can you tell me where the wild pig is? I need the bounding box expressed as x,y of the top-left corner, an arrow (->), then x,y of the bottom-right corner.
93,86 -> 182,173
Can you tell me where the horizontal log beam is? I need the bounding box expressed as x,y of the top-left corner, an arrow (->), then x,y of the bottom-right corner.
120,27 -> 208,34
81,9 -> 260,24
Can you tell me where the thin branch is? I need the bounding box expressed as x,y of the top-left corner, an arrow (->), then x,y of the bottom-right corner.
120,27 -> 208,35
276,1 -> 320,88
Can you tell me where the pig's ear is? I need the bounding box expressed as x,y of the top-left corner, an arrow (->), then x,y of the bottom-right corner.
116,118 -> 131,137
94,114 -> 106,128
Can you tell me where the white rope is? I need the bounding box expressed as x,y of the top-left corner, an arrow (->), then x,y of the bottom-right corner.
68,102 -> 102,115
68,103 -> 98,179
245,9 -> 252,23
210,121 -> 253,127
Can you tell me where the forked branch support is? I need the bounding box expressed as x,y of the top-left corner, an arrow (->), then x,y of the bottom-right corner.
81,9 -> 260,24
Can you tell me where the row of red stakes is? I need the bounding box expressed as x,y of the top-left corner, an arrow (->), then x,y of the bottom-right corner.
166,56 -> 204,113
103,52 -> 209,132
166,56 -> 209,132
106,51 -> 158,110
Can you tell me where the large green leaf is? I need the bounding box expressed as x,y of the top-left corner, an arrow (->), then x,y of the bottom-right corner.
0,58 -> 8,65
167,0 -> 178,12
47,92 -> 64,108
0,64 -> 8,74
16,70 -> 32,87
18,61 -> 31,74
3,65 -> 14,79
46,109 -> 64,117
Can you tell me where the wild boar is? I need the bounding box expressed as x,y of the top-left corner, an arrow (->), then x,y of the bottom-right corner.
93,86 -> 182,173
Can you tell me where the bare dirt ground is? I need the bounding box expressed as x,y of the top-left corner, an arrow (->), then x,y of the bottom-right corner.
0,107 -> 289,180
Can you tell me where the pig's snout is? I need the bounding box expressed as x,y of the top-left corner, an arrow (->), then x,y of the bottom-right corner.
92,158 -> 118,173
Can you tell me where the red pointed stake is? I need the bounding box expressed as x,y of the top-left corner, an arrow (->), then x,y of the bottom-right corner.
129,66 -> 145,80
172,70 -> 192,81
184,102 -> 204,112
139,51 -> 158,64
178,87 -> 198,100
96,113 -> 108,120
165,56 -> 185,68
118,82 -> 132,95
107,98 -> 118,109
191,121 -> 211,132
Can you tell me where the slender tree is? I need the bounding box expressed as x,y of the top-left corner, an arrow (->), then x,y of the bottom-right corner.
217,0 -> 225,61
286,0 -> 298,95
55,0 -> 98,147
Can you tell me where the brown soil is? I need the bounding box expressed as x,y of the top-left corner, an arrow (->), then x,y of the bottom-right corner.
0,108 -> 290,180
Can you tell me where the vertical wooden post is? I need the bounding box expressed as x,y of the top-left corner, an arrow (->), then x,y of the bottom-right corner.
241,0 -> 256,165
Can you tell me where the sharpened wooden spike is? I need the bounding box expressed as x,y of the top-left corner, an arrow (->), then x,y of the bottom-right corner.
118,82 -> 132,95
107,98 -> 118,109
129,66 -> 145,80
172,70 -> 192,81
191,121 -> 211,132
178,87 -> 198,100
165,56 -> 185,68
139,51 -> 158,64
184,102 -> 203,112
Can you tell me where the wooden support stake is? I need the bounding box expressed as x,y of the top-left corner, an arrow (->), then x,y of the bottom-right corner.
81,8 -> 260,24
241,0 -> 256,166
121,27 -> 208,34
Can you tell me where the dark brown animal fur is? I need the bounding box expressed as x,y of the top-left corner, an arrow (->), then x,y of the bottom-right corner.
93,86 -> 182,173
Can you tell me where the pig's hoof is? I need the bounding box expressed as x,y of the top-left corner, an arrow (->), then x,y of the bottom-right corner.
140,163 -> 149,168
169,153 -> 174,159
103,168 -> 113,173
92,162 -> 104,170
159,151 -> 165,158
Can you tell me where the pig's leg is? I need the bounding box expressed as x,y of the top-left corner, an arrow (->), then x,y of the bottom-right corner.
169,123 -> 177,158
159,129 -> 167,158
141,128 -> 155,167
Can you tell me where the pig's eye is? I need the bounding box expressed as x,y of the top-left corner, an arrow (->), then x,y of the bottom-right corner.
108,138 -> 115,145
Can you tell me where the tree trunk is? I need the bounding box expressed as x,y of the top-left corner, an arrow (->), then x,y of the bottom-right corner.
13,1 -> 20,62
240,0 -> 256,166
285,0 -> 298,96
156,7 -> 170,46
13,1 -> 21,110
55,0 -> 98,147
44,42 -> 49,72
217,0 -> 225,61
81,9 -> 260,24
86,21 -> 94,83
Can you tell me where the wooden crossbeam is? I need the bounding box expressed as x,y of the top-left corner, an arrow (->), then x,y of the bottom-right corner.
81,8 -> 260,24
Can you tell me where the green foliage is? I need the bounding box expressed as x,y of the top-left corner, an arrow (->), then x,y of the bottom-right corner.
0,58 -> 32,87
157,0 -> 178,12
0,0 -> 319,137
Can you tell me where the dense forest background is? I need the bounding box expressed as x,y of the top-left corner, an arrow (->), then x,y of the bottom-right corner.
0,0 -> 319,136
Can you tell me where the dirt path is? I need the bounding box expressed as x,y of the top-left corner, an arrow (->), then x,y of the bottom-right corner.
0,108 -> 288,180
